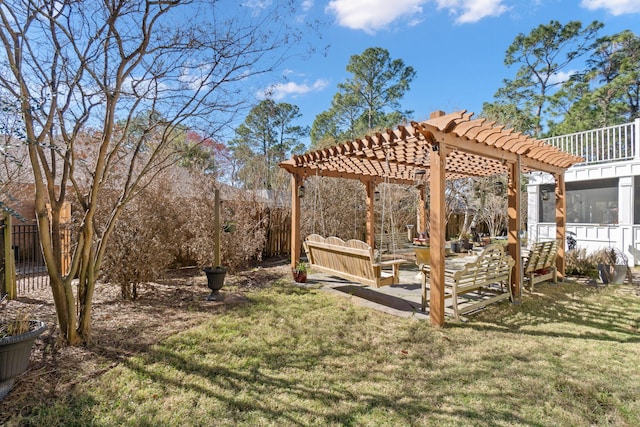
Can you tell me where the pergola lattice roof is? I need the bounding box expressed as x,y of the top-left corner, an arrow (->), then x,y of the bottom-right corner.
280,110 -> 583,183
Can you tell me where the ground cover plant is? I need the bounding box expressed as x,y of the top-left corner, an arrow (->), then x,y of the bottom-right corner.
2,263 -> 640,426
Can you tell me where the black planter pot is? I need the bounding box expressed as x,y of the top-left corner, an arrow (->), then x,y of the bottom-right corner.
0,320 -> 46,399
204,267 -> 226,301
597,263 -> 611,284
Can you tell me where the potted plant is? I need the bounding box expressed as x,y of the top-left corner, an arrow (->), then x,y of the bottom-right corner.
459,231 -> 474,250
593,247 -> 629,284
0,304 -> 46,399
292,261 -> 307,283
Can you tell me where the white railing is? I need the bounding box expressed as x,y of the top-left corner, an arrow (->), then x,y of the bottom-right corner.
544,118 -> 640,166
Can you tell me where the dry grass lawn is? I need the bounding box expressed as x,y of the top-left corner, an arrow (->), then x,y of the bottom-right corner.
2,261 -> 640,426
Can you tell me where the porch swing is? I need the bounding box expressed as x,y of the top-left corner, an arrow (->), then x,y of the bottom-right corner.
374,148 -> 405,262
302,150 -> 407,288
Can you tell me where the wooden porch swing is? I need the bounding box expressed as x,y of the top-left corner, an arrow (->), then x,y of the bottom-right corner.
280,110 -> 583,326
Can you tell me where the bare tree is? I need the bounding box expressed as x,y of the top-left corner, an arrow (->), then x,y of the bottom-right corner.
479,192 -> 508,238
0,0 -> 307,345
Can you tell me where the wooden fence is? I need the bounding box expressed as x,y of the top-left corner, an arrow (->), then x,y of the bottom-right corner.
262,207 -> 291,258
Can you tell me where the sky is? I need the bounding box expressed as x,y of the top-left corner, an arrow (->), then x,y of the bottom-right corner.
251,0 -> 640,144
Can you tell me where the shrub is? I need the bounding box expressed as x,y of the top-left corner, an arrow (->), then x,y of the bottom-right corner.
180,182 -> 267,272
566,246 -> 628,280
99,168 -> 277,296
175,176 -> 267,270
565,248 -> 595,277
101,177 -> 183,300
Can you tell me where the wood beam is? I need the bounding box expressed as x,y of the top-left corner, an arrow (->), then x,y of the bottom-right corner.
507,158 -> 522,301
428,141 -> 447,326
280,165 -> 415,186
438,133 -> 567,175
291,174 -> 302,270
365,180 -> 376,249
555,173 -> 566,279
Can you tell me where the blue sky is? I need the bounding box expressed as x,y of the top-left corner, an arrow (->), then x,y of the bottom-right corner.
251,0 -> 640,141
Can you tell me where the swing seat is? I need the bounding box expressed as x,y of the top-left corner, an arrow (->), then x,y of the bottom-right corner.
304,234 -> 407,288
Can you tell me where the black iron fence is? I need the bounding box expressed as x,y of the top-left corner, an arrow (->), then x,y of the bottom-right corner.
1,216 -> 50,297
12,222 -> 49,294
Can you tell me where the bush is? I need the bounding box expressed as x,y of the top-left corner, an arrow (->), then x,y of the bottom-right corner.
101,179 -> 182,300
98,166 -> 281,297
565,246 -> 628,280
177,174 -> 267,272
565,248 -> 596,277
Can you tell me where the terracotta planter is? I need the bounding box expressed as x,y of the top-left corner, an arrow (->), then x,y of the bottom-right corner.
292,270 -> 307,283
0,320 -> 46,399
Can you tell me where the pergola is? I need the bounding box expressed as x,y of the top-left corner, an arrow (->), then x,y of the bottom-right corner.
279,110 -> 584,326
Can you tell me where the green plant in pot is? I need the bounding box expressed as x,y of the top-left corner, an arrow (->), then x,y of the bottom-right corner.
292,261 -> 307,283
0,301 -> 46,399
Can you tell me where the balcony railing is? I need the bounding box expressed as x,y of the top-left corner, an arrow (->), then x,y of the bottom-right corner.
544,118 -> 640,166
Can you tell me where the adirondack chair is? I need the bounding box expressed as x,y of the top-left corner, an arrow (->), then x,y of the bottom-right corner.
522,240 -> 559,291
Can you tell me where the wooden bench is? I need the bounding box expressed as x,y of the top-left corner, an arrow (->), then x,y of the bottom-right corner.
418,244 -> 514,320
522,240 -> 559,291
304,234 -> 407,288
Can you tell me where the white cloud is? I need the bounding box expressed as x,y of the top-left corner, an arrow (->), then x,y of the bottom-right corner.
434,0 -> 508,24
242,0 -> 273,16
178,64 -> 213,91
326,0 -> 423,34
258,79 -> 330,100
580,0 -> 640,15
295,0 -> 314,23
326,0 -> 508,32
548,70 -> 574,86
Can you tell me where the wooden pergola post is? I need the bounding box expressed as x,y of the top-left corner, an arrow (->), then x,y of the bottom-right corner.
507,158 -> 522,301
429,140 -> 447,327
555,173 -> 567,280
365,180 -> 376,249
290,174 -> 303,270
2,211 -> 16,299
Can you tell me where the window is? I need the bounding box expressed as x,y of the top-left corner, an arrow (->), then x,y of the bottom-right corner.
539,184 -> 556,223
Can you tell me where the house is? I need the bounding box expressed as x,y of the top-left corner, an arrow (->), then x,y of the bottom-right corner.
528,118 -> 640,266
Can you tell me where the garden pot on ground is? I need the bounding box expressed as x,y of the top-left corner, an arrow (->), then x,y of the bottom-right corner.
0,320 -> 46,400
203,267 -> 226,301
292,269 -> 307,283
451,241 -> 462,253
613,264 -> 628,283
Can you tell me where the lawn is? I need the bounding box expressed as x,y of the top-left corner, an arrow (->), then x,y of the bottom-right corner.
7,275 -> 640,426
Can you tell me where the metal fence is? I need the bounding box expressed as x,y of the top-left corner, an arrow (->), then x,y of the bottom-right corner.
12,222 -> 50,294
1,215 -> 52,297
